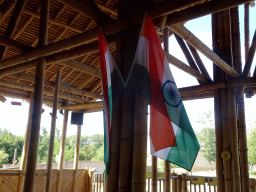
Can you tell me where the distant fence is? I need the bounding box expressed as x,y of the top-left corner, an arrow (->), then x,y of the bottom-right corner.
92,172 -> 256,192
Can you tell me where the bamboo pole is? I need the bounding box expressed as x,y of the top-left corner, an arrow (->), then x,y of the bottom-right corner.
170,24 -> 240,78
11,73 -> 101,99
227,87 -> 240,192
23,0 -> 49,190
0,0 -> 16,25
181,174 -> 187,192
164,27 -> 171,192
0,0 -> 28,59
131,95 -> 148,192
187,44 -> 212,80
56,103 -> 69,192
105,95 -> 123,192
165,51 -> 209,82
237,95 -> 249,192
72,125 -> 82,192
152,156 -> 157,192
0,94 -> 6,102
118,93 -> 135,192
212,12 -> 225,192
45,71 -> 61,192
61,60 -> 101,78
244,30 -> 256,77
0,34 -> 31,52
174,34 -> 202,84
244,3 -> 250,62
0,41 -> 114,77
0,79 -> 90,103
17,93 -> 33,192
61,102 -> 102,110
164,0 -> 251,26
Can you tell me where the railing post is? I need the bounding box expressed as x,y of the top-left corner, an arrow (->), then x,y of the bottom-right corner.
177,175 -> 182,192
172,173 -> 177,192
182,174 -> 187,192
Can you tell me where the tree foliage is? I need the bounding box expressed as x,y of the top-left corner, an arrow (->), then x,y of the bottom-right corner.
0,128 -> 24,164
248,127 -> 256,165
0,127 -> 104,167
196,111 -> 216,164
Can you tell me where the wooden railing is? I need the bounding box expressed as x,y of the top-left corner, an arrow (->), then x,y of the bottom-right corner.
92,171 -> 256,192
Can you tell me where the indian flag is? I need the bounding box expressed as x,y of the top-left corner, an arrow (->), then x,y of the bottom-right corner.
98,30 -> 124,174
130,15 -> 199,171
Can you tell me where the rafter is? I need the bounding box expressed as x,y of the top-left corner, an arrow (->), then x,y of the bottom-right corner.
170,24 -> 240,78
61,101 -> 102,110
11,73 -> 102,99
187,44 -> 211,80
0,0 -> 28,59
165,51 -> 209,83
0,0 -> 16,25
164,0 -> 250,26
31,5 -> 66,47
0,79 -> 90,103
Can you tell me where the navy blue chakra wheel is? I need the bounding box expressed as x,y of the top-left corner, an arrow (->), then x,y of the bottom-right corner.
162,80 -> 182,107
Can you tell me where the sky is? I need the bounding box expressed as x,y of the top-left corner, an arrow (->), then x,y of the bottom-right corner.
0,5 -> 256,137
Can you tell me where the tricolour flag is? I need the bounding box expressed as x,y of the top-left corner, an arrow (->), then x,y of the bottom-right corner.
130,15 -> 199,171
98,30 -> 124,174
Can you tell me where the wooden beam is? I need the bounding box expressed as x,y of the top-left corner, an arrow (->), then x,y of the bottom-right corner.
0,0 -> 28,59
78,106 -> 103,113
174,33 -> 202,84
187,44 -> 212,80
45,71 -> 61,192
11,73 -> 102,99
152,156 -> 157,192
23,9 -> 83,33
244,3 -> 250,61
61,60 -> 101,78
164,51 -> 209,82
0,79 -> 90,103
0,94 -> 6,103
243,30 -> 256,77
0,0 -> 16,25
23,0 -> 49,190
72,125 -> 82,192
165,0 -> 251,26
56,103 -> 69,192
0,41 -> 108,76
0,34 -> 31,52
61,101 -> 102,110
170,24 -> 240,78
17,93 -> 33,192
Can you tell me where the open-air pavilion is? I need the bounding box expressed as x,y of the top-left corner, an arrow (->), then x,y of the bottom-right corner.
0,0 -> 256,191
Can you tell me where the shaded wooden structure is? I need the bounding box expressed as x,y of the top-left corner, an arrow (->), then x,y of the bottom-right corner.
0,0 -> 255,191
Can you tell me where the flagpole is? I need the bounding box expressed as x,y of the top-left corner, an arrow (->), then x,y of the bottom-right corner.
163,27 -> 170,192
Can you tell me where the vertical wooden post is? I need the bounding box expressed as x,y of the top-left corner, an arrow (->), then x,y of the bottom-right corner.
12,148 -> 17,167
72,125 -> 82,192
56,104 -> 69,192
237,96 -> 249,192
177,175 -> 182,192
181,174 -> 187,192
212,12 -> 225,192
164,27 -> 170,192
131,95 -> 148,192
172,173 -> 177,192
152,156 -> 157,192
227,87 -> 240,192
230,7 -> 242,192
17,93 -> 33,192
45,71 -> 61,192
23,0 -> 49,191
244,3 -> 250,62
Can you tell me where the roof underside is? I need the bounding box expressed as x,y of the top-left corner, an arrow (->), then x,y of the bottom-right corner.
0,0 -> 253,111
